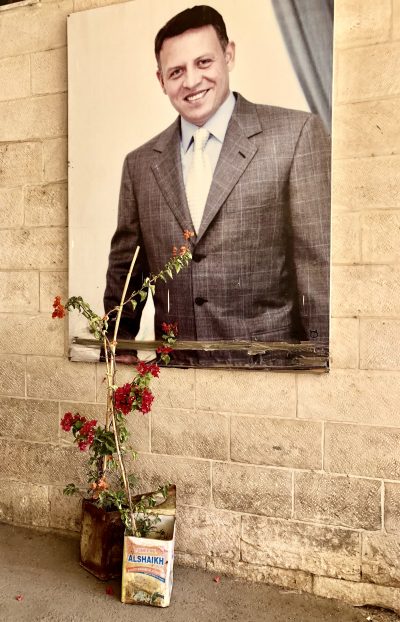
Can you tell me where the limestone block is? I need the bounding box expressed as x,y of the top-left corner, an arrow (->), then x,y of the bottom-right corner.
362,211 -> 400,264
175,552 -> 206,569
212,462 -> 292,519
329,318 -> 359,369
27,356 -> 96,402
334,100 -> 400,159
384,483 -> 400,534
0,55 -> 30,102
334,0 -> 391,47
127,452 -> 211,507
124,410 -> 150,452
313,576 -> 400,615
0,271 -> 39,312
0,228 -> 67,270
0,438 -> 87,486
362,533 -> 400,587
43,137 -> 68,182
332,265 -> 400,317
0,188 -> 24,227
0,397 -> 58,442
0,0 -> 73,58
360,320 -> 400,370
175,506 -> 240,560
241,516 -> 361,581
395,0 -> 400,40
298,370 -> 400,426
0,313 -> 64,356
151,408 -> 229,460
39,271 -> 67,312
206,557 -> 313,592
49,486 -> 82,531
331,212 -> 360,264
0,479 -> 49,527
0,355 -> 26,397
325,423 -> 400,479
337,43 -> 400,103
0,93 -> 67,141
24,182 -> 67,227
294,472 -> 381,530
333,156 -> 400,210
231,416 -> 322,469
195,369 -> 296,416
31,47 -> 67,95
0,142 -> 42,187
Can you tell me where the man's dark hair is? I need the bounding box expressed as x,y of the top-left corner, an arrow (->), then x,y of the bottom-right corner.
155,5 -> 229,62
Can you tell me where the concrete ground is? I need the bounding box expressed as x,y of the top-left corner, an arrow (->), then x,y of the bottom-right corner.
0,523 -> 399,622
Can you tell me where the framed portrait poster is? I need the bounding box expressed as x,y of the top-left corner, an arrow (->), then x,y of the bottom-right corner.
68,0 -> 332,370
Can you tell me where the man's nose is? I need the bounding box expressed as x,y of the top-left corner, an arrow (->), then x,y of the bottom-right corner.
183,66 -> 202,89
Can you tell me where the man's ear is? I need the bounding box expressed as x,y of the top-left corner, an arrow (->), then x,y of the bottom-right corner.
156,69 -> 166,94
225,41 -> 235,71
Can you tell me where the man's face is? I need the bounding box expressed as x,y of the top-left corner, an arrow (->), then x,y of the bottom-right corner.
157,25 -> 235,126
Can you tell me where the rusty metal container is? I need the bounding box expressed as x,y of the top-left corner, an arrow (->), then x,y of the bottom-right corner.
79,499 -> 124,580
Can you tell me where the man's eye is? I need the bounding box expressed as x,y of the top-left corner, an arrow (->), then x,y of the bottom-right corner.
169,69 -> 182,79
198,58 -> 212,67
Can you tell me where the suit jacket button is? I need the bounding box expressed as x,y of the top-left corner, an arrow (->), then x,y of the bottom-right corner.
192,253 -> 206,263
195,297 -> 207,306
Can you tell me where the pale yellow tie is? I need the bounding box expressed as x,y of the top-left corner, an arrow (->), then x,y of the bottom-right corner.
186,127 -> 212,234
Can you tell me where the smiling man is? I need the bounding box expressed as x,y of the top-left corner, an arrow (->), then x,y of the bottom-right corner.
104,5 -> 331,367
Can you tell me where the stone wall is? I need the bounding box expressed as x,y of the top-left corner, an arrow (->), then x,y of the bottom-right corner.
1,0 -> 400,612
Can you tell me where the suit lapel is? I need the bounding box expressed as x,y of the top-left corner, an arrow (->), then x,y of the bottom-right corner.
150,95 -> 263,240
196,95 -> 262,242
151,120 -> 193,232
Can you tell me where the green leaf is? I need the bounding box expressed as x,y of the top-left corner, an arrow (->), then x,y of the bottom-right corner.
139,290 -> 148,302
131,300 -> 137,310
63,483 -> 80,496
149,284 -> 156,296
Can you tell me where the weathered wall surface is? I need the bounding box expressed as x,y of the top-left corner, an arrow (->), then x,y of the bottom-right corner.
1,0 -> 400,611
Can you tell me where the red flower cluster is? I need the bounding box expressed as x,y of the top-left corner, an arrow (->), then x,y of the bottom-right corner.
60,411 -> 80,432
138,387 -> 154,414
114,383 -> 134,415
156,345 -> 173,355
52,295 -> 65,319
136,361 -> 160,378
162,322 -> 178,336
78,419 -> 97,451
60,412 -> 97,451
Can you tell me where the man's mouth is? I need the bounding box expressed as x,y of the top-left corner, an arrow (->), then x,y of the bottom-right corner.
185,89 -> 209,102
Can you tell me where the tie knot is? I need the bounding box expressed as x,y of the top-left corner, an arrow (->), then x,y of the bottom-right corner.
193,127 -> 209,152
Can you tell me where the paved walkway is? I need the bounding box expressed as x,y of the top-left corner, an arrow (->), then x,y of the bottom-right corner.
0,523 -> 398,622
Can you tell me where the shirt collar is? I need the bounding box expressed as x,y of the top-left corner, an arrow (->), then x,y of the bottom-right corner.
180,91 -> 236,153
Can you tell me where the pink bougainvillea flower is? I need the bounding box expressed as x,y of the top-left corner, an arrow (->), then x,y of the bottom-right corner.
138,387 -> 154,414
136,361 -> 160,378
213,576 -> 221,584
114,383 -> 134,415
52,295 -> 65,319
15,594 -> 23,601
105,586 -> 114,596
156,345 -> 173,355
161,322 -> 178,336
60,411 -> 77,432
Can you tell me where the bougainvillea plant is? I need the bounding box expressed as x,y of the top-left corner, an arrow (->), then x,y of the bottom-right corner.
53,235 -> 190,535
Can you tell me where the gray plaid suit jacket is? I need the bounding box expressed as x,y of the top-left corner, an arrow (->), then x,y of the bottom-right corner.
104,93 -> 331,357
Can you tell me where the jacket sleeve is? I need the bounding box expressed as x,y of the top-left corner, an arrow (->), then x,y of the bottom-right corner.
288,113 -> 331,343
103,155 -> 150,339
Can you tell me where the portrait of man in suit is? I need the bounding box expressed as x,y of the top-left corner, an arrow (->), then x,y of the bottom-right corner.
103,4 -> 331,368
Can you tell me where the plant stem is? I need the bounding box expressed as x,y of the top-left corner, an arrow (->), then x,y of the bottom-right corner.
108,246 -> 140,534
